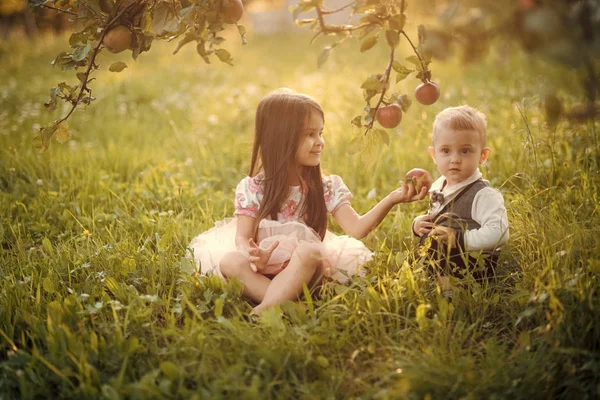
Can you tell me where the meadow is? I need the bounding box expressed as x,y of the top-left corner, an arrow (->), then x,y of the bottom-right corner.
0,26 -> 599,399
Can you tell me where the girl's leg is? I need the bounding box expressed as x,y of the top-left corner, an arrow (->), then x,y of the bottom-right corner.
252,242 -> 323,315
219,251 -> 272,303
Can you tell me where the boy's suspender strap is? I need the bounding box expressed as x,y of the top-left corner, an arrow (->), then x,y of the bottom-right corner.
433,179 -> 483,221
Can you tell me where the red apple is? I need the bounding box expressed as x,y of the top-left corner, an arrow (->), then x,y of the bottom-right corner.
518,0 -> 536,10
102,25 -> 133,53
405,168 -> 433,193
222,0 -> 244,24
375,104 -> 403,129
414,82 -> 440,105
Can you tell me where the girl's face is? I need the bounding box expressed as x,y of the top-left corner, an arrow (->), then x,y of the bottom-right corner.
295,111 -> 325,168
428,126 -> 490,187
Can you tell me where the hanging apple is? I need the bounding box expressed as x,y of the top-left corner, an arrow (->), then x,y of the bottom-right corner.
414,82 -> 440,105
222,0 -> 244,24
375,104 -> 403,128
102,25 -> 133,53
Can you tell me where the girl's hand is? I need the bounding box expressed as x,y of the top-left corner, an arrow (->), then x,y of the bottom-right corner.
389,181 -> 429,204
247,238 -> 279,273
414,215 -> 435,237
430,226 -> 457,248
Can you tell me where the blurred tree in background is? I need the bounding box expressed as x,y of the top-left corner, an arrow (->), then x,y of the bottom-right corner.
2,0 -> 597,149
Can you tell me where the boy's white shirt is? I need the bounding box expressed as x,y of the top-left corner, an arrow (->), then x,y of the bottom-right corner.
413,169 -> 509,251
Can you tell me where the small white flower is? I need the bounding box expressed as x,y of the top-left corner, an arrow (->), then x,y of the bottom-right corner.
367,188 -> 377,199
208,114 -> 219,125
36,179 -> 43,186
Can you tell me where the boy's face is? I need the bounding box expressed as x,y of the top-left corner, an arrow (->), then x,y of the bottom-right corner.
428,126 -> 490,187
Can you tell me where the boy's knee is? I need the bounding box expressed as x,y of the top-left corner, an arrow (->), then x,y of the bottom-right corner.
219,251 -> 247,278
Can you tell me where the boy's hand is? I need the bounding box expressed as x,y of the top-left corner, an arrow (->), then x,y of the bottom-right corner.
389,181 -> 428,204
430,226 -> 457,248
247,238 -> 279,273
414,215 -> 435,237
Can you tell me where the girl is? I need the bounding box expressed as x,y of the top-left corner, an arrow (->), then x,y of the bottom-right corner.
189,88 -> 427,315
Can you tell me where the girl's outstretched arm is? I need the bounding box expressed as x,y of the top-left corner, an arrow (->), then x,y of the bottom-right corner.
333,183 -> 427,239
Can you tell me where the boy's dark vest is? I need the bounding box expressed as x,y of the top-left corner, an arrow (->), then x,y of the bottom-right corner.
420,179 -> 499,279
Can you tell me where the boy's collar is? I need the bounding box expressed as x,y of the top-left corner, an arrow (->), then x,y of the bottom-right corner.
429,169 -> 483,195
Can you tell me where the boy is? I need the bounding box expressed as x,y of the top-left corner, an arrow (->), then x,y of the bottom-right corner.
413,105 -> 509,297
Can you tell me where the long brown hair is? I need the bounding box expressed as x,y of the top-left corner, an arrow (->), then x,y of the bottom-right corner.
249,88 -> 328,240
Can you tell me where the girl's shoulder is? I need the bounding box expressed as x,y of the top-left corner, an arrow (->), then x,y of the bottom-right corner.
322,174 -> 348,191
236,174 -> 265,195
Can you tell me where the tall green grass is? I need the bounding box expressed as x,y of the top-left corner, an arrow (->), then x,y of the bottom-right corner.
1,29 -> 598,399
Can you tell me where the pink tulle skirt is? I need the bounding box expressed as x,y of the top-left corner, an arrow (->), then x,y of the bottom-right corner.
188,218 -> 373,284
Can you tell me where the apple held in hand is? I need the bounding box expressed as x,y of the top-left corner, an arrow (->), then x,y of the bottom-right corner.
414,82 -> 440,105
222,0 -> 244,24
405,168 -> 433,193
375,104 -> 403,129
102,25 -> 133,53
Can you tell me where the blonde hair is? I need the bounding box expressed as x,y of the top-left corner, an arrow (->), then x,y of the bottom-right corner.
432,105 -> 487,145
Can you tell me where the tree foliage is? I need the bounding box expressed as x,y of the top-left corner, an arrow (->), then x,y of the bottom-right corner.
291,0 -> 599,134
30,0 -> 600,151
30,0 -> 246,151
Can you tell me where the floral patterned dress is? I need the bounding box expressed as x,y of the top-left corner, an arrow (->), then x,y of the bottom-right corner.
188,174 -> 373,284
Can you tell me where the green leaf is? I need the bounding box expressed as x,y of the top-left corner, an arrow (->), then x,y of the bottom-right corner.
55,122 -> 70,144
44,87 -> 60,111
69,32 -> 88,46
292,3 -> 314,20
416,303 -> 430,329
385,30 -> 400,49
396,94 -> 412,112
211,36 -> 225,45
296,18 -> 316,26
360,36 -> 378,53
108,61 -> 128,72
104,276 -> 121,296
351,115 -> 362,127
141,10 -> 155,35
71,44 -> 91,62
405,55 -> 422,69
101,385 -> 119,400
316,355 -> 329,368
153,2 -> 179,34
374,129 -> 390,145
43,277 -> 55,294
42,237 -> 53,254
197,42 -> 211,64
160,361 -> 180,380
215,49 -> 233,66
174,31 -> 199,55
180,5 -> 193,18
392,61 -> 413,83
317,46 -> 331,68
359,14 -> 382,25
347,136 -> 363,155
389,14 -> 406,31
36,121 -> 59,151
360,75 -> 387,92
214,298 -> 224,317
